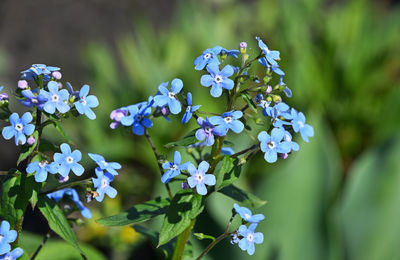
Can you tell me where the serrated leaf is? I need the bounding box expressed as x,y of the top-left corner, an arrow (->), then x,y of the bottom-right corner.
38,195 -> 84,255
158,190 -> 204,246
17,130 -> 39,166
218,185 -> 266,209
164,129 -> 198,148
214,156 -> 242,190
97,197 -> 170,226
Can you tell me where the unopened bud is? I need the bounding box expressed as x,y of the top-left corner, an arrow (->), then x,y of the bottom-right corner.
280,153 -> 289,159
27,136 -> 36,145
266,96 -> 273,102
239,42 -> 247,54
58,175 -> 69,183
263,76 -> 271,84
181,182 -> 190,189
273,95 -> 282,103
18,80 -> 28,89
266,85 -> 273,94
52,71 -> 62,80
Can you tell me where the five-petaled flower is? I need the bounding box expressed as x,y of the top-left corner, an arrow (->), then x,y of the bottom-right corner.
161,151 -> 190,183
20,89 -> 47,110
237,223 -> 264,256
40,81 -> 70,114
209,111 -> 244,136
290,108 -> 314,142
187,161 -> 216,195
258,128 -> 291,163
153,79 -> 183,114
27,160 -> 59,183
47,188 -> 92,219
195,117 -> 219,146
264,102 -> 292,127
74,84 -> 99,120
258,57 -> 285,76
2,112 -> 35,146
88,153 -> 121,176
120,103 -> 152,135
92,168 -> 117,202
181,92 -> 201,124
0,247 -> 24,260
200,63 -> 234,98
234,203 -> 265,223
53,143 -> 84,177
194,46 -> 222,70
0,220 -> 17,255
21,64 -> 60,81
256,37 -> 280,66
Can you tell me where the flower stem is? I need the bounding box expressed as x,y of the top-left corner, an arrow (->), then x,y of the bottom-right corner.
30,231 -> 51,260
230,144 -> 259,158
172,218 -> 196,260
144,129 -> 173,200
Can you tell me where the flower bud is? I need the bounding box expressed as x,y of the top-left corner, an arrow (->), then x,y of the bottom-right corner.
263,75 -> 271,84
27,136 -> 36,145
266,85 -> 273,94
59,175 -> 70,183
18,80 -> 28,89
280,153 -> 289,159
52,71 -> 62,80
273,95 -> 282,103
0,93 -> 8,101
239,42 -> 247,54
220,49 -> 227,61
266,96 -> 273,102
181,182 -> 190,189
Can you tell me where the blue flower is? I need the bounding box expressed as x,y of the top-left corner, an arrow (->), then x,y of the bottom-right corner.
279,76 -> 292,98
88,153 -> 121,176
21,64 -> 60,81
255,37 -> 280,66
2,112 -> 35,146
290,109 -> 314,142
53,143 -> 84,177
283,131 -> 299,152
237,223 -> 264,255
92,168 -> 117,202
264,102 -> 292,127
233,203 -> 265,223
194,46 -> 222,70
153,79 -> 183,114
66,82 -> 80,99
20,89 -> 47,110
258,128 -> 291,163
221,48 -> 240,58
0,248 -> 23,260
221,147 -> 235,155
181,92 -> 201,124
47,188 -> 92,219
27,160 -> 59,183
258,58 -> 285,76
161,151 -> 190,183
40,81 -> 70,114
195,117 -> 218,146
187,161 -> 216,195
0,221 -> 17,255
209,111 -> 244,136
0,86 -> 8,101
120,104 -> 152,135
74,85 -> 99,120
200,64 -> 234,98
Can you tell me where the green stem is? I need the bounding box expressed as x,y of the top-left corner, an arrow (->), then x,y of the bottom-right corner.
230,144 -> 258,158
196,232 -> 231,260
172,219 -> 196,260
30,231 -> 50,260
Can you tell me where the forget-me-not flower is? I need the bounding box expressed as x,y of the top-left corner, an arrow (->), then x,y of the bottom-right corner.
21,64 -> 60,81
200,63 -> 234,98
0,220 -> 17,255
53,143 -> 84,177
284,131 -> 299,152
264,102 -> 292,127
153,79 -> 183,114
2,112 -> 35,146
161,151 -> 190,183
221,48 -> 240,58
27,160 -> 58,183
256,37 -> 280,66
195,117 -> 219,146
290,109 -> 314,142
258,128 -> 291,163
209,111 -> 244,136
120,104 -> 152,135
47,188 -> 92,219
88,153 -> 121,176
233,203 -> 265,223
258,58 -> 285,76
20,89 -> 47,110
181,92 -> 201,124
92,168 -> 117,202
40,81 -> 70,114
74,84 -> 99,120
187,161 -> 216,195
237,223 -> 264,256
194,46 -> 222,70
0,86 -> 8,101
0,247 -> 24,260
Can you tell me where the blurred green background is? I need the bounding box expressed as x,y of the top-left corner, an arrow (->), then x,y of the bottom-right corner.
1,0 -> 400,259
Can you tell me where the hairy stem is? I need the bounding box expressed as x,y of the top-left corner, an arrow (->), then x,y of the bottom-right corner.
172,219 -> 196,260
144,130 -> 173,199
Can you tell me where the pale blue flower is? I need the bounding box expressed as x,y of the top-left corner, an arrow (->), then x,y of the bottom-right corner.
258,128 -> 291,163
0,221 -> 17,255
74,85 -> 99,120
161,151 -> 190,183
53,143 -> 84,177
2,112 -> 35,146
237,224 -> 264,255
40,81 -> 70,114
194,46 -> 222,70
153,79 -> 183,114
187,161 -> 216,195
200,63 -> 234,98
27,160 -> 58,183
92,168 -> 117,202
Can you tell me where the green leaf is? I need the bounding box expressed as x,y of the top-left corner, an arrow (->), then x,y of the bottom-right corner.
38,138 -> 59,152
164,129 -> 198,148
47,119 -> 73,144
214,156 -> 242,190
0,173 -> 41,227
37,195 -> 84,255
97,197 -> 170,226
218,185 -> 266,209
158,190 -> 204,246
240,92 -> 257,112
17,130 -> 39,165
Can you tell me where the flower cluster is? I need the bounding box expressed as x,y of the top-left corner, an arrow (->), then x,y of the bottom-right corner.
0,220 -> 23,259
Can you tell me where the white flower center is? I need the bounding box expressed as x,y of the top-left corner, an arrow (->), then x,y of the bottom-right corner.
203,53 -> 212,59
244,213 -> 251,219
101,160 -> 108,167
15,123 -> 24,131
263,47 -> 270,54
101,178 -> 108,188
268,141 -> 276,149
3,256 -> 11,260
170,164 -> 178,171
223,116 -> 233,123
260,100 -> 269,108
66,156 -> 74,164
194,172 -> 204,183
247,233 -> 254,242
205,127 -> 212,134
285,135 -> 292,142
32,98 -> 38,103
298,121 -> 304,128
51,94 -> 59,102
39,161 -> 48,168
168,92 -> 176,99
80,98 -> 87,106
186,106 -> 191,112
214,75 -> 223,83
135,114 -> 143,121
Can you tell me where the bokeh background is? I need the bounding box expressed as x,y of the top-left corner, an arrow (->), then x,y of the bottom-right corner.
1,0 -> 400,259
